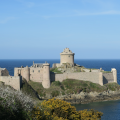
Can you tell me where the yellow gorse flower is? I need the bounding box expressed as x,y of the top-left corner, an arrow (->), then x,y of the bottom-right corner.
30,98 -> 103,120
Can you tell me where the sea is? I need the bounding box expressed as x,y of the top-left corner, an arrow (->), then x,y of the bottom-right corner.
0,59 -> 120,120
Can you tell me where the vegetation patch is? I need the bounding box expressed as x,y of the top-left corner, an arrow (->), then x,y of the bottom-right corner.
50,67 -> 63,73
0,86 -> 34,120
31,98 -> 103,120
28,80 -> 64,98
22,79 -> 120,100
51,90 -> 60,97
0,85 -> 103,120
21,79 -> 39,100
104,82 -> 120,91
62,79 -> 107,93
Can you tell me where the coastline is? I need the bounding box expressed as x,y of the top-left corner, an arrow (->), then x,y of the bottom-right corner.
54,90 -> 120,104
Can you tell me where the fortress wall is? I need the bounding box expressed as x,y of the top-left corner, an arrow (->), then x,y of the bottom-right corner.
0,76 -> 22,90
14,67 -> 30,81
14,68 -> 24,77
56,64 -> 61,68
83,69 -> 100,72
83,69 -> 90,72
30,68 -> 43,82
103,73 -> 114,84
65,72 -> 100,84
54,72 -> 102,85
52,63 -> 61,68
53,74 -> 64,82
91,69 -> 100,72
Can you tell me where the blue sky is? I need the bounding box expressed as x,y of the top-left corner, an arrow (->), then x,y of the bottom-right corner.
0,0 -> 120,59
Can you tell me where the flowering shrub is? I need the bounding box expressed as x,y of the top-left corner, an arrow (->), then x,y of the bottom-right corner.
31,98 -> 103,120
78,109 -> 103,120
0,87 -> 34,111
0,86 -> 34,120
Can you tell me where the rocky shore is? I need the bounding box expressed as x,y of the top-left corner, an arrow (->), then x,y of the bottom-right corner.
54,89 -> 120,104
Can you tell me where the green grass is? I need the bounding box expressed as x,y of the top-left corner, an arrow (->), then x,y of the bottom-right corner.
27,80 -> 64,98
21,80 -> 39,100
52,81 -> 61,86
62,79 -> 107,93
19,79 -> 120,100
50,68 -> 63,74
104,82 -> 120,91
51,90 -> 60,97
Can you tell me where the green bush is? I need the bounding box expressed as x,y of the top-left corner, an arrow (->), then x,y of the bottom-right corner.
51,91 -> 60,97
0,103 -> 30,120
83,88 -> 86,92
31,98 -> 103,120
40,92 -> 46,97
52,81 -> 61,86
62,91 -> 65,95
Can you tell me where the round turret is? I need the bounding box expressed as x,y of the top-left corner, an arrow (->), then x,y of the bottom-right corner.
23,66 -> 30,81
42,63 -> 50,88
60,48 -> 75,65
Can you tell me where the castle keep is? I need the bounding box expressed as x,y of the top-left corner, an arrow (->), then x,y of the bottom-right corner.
0,48 -> 117,90
60,48 -> 75,66
14,62 -> 50,88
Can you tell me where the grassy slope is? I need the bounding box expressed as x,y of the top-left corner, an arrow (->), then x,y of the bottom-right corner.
1,79 -> 120,100
20,79 -> 40,101
24,79 -> 120,99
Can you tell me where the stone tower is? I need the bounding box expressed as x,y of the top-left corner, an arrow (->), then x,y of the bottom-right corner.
23,66 -> 30,81
60,48 -> 75,66
111,68 -> 117,83
14,66 -> 30,81
42,63 -> 50,88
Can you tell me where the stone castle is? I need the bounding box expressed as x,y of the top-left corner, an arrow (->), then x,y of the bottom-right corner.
0,48 -> 117,90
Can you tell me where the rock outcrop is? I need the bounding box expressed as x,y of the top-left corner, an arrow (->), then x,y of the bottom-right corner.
54,89 -> 120,104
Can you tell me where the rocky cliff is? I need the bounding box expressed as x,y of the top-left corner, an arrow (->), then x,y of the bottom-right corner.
54,89 -> 120,104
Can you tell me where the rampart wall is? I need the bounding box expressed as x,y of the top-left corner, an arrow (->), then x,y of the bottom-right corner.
103,73 -> 115,84
52,63 -> 61,68
51,72 -> 104,85
0,76 -> 22,90
83,69 -> 100,72
14,67 -> 30,81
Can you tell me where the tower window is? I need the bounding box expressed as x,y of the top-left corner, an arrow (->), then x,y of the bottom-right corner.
68,55 -> 70,57
38,70 -> 40,72
33,70 -> 34,72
